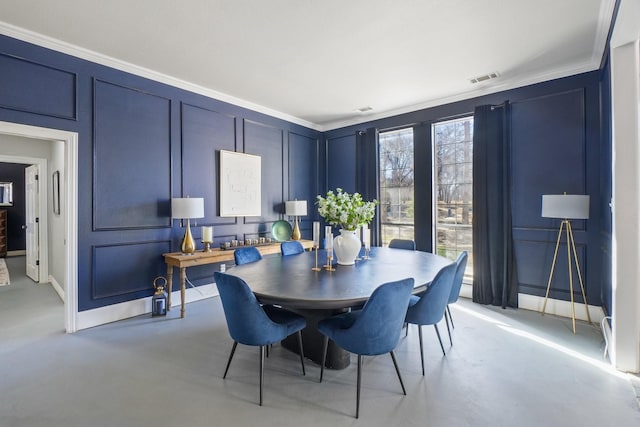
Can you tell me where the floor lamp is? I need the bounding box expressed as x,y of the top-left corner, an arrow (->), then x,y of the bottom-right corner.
541,194 -> 591,334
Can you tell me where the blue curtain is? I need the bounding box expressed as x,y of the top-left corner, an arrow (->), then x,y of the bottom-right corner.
472,103 -> 518,308
356,128 -> 380,246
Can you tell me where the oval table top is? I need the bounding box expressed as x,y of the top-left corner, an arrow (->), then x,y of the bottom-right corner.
225,247 -> 454,310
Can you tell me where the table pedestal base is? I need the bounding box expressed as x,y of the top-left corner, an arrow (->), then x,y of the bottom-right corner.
282,308 -> 351,370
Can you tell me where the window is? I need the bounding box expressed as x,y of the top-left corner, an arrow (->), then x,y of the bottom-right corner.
379,128 -> 414,246
433,117 -> 474,281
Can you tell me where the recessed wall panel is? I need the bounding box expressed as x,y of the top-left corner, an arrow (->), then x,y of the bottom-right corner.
181,103 -> 236,225
92,241 -> 171,300
511,89 -> 586,230
243,120 -> 283,223
0,53 -> 76,119
93,80 -> 171,229
327,134 -> 356,193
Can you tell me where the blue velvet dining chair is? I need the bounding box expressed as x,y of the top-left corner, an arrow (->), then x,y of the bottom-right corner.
233,246 -> 262,265
280,240 -> 304,256
214,272 -> 307,406
404,262 -> 456,375
388,238 -> 416,250
444,251 -> 468,345
318,278 -> 414,418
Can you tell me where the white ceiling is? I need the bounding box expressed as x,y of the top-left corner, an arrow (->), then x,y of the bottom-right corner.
0,0 -> 615,131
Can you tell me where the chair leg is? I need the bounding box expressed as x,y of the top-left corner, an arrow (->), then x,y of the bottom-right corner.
320,336 -> 329,383
356,354 -> 362,419
223,341 -> 238,379
296,330 -> 306,376
447,305 -> 455,329
418,325 -> 425,376
444,309 -> 453,346
434,324 -> 446,356
259,346 -> 265,406
389,351 -> 406,395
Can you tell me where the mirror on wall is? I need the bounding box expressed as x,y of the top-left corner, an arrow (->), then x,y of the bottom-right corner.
0,182 -> 13,206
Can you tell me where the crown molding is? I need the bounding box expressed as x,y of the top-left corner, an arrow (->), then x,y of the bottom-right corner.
0,21 -> 321,131
320,58 -> 600,131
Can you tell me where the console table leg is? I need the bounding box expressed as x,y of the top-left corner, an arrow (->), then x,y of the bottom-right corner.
179,267 -> 186,318
166,265 -> 173,310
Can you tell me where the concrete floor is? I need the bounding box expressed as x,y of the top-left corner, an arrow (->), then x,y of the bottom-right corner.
1,256 -> 639,427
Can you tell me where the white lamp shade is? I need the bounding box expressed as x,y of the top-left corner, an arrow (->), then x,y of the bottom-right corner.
171,197 -> 204,219
285,200 -> 307,216
541,194 -> 589,219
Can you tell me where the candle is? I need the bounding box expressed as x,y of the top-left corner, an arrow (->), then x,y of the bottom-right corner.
362,225 -> 370,250
313,221 -> 320,247
325,226 -> 333,251
202,226 -> 213,243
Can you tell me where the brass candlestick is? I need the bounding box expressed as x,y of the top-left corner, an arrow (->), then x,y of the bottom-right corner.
324,252 -> 335,271
202,241 -> 212,252
311,246 -> 321,271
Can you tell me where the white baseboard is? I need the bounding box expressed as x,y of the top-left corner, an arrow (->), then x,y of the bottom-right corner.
49,275 -> 65,302
76,283 -> 219,331
76,281 -> 604,331
7,250 -> 26,257
459,283 -> 604,323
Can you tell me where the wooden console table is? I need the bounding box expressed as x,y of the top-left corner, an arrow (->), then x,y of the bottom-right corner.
163,240 -> 314,318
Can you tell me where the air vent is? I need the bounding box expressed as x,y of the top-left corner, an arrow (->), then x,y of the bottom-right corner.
469,72 -> 500,84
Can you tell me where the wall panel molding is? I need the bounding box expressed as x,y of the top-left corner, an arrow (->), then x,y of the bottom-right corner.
181,102 -> 237,226
0,52 -> 77,119
91,240 -> 171,300
243,119 -> 284,224
93,79 -> 172,230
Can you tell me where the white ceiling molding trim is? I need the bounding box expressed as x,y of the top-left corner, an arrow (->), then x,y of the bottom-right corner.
0,21 -> 320,131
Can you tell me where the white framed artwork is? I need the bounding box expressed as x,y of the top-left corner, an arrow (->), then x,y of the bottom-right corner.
219,150 -> 261,217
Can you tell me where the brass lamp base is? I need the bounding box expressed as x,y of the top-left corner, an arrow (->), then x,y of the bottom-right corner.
292,217 -> 301,240
541,219 -> 592,334
181,219 -> 196,254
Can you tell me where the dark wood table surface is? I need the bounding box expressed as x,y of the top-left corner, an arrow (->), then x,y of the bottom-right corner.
225,246 -> 454,368
226,246 -> 454,309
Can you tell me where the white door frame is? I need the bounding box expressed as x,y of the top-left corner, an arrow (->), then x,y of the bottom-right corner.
0,121 -> 78,333
0,156 -> 48,283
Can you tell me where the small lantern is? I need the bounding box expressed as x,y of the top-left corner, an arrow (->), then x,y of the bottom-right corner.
152,276 -> 168,317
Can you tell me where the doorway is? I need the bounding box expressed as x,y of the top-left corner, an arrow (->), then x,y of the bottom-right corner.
0,121 -> 78,333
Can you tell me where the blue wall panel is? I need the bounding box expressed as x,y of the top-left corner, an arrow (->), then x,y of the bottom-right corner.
243,119 -> 283,224
288,132 -> 319,239
92,241 -> 171,301
0,53 -> 76,120
511,89 -> 587,229
181,103 -> 237,226
93,79 -> 172,230
326,134 -> 356,194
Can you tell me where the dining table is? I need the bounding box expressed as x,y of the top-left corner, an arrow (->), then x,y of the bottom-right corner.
225,246 -> 454,369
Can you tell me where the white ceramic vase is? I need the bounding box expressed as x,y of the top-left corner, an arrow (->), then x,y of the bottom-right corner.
333,229 -> 361,265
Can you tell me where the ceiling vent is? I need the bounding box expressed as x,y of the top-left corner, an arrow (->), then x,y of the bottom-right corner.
469,72 -> 500,84
356,106 -> 373,113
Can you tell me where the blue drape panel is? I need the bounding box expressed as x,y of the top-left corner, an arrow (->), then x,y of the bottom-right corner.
472,103 -> 518,308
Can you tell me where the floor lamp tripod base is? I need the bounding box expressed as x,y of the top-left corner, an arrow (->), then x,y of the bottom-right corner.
541,219 -> 592,334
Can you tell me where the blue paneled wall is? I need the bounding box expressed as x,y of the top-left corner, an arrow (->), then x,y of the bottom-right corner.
324,71 -> 609,309
0,34 -> 321,311
0,32 -> 611,313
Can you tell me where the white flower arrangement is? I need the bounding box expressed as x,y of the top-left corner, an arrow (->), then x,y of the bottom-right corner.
316,188 -> 378,231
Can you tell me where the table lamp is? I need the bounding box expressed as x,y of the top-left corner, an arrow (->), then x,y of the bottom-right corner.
285,200 -> 307,241
540,193 -> 591,333
171,197 -> 204,254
